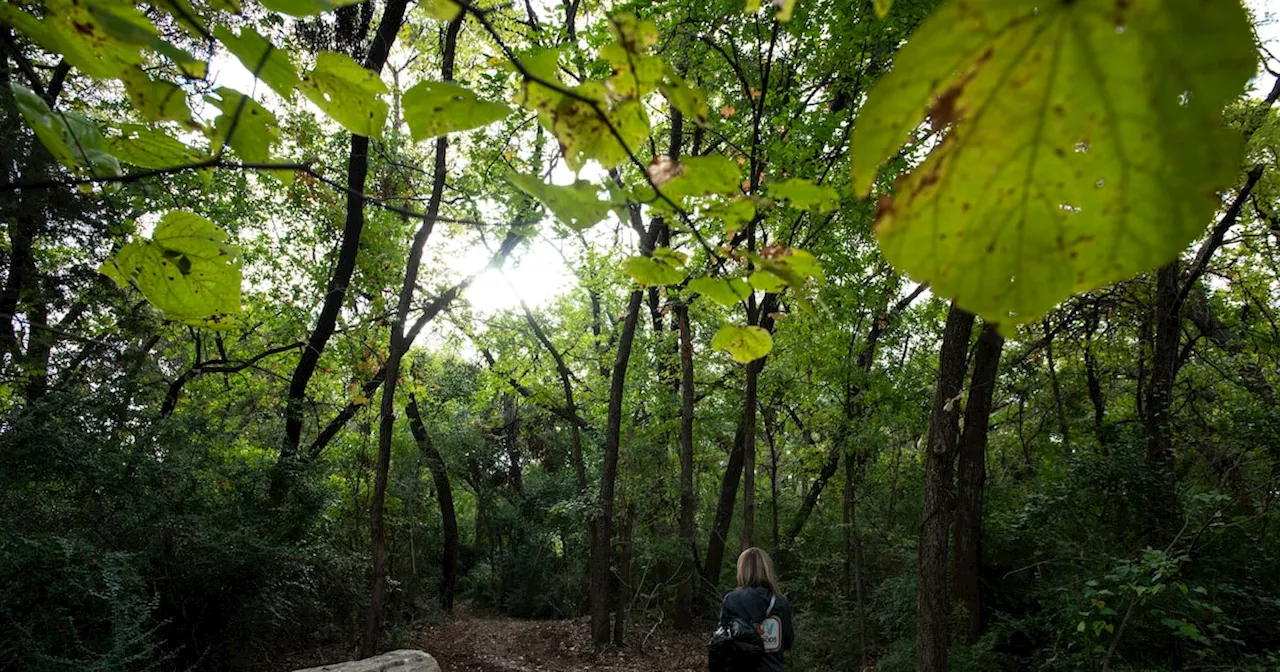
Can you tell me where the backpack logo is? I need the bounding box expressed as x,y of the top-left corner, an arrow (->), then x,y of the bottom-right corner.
759,615 -> 782,653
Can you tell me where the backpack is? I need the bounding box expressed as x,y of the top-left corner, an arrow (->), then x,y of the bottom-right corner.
707,594 -> 776,672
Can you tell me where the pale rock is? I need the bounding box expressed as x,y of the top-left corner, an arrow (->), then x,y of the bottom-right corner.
292,649 -> 440,672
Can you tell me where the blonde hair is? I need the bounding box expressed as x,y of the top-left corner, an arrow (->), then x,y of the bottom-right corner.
736,547 -> 781,595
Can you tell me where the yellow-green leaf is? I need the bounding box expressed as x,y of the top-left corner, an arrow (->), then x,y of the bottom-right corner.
777,0 -> 797,21
213,26 -> 299,99
624,255 -> 684,286
207,88 -> 279,163
107,124 -> 206,169
873,0 -> 893,18
507,174 -> 613,231
689,277 -> 752,307
850,0 -> 1255,323
421,0 -> 462,20
121,68 -> 193,123
12,83 -> 120,176
100,211 -> 242,324
706,197 -> 756,236
660,68 -> 709,127
712,324 -> 773,363
403,81 -> 510,141
300,51 -> 389,138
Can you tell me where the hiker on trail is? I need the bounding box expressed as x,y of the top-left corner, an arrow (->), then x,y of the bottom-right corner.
718,547 -> 794,672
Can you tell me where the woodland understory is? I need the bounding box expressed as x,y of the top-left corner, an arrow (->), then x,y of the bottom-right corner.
2,0 -> 1279,670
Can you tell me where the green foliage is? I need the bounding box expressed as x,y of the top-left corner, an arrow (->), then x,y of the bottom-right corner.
12,83 -> 120,176
689,276 -> 751,307
402,81 -> 510,140
852,0 -> 1256,323
107,124 -> 205,169
506,174 -> 613,230
768,177 -> 838,212
711,323 -> 773,363
208,88 -> 280,163
100,212 -> 242,325
300,51 -> 390,138
213,26 -> 299,98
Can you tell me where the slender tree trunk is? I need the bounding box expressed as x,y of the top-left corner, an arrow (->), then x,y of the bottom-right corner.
1084,302 -> 1106,438
704,423 -> 745,592
916,303 -> 975,672
1043,317 -> 1070,451
951,322 -> 1004,645
503,394 -> 523,493
842,450 -> 854,598
612,506 -> 635,647
363,16 -> 458,657
406,395 -> 458,612
590,288 -> 646,647
740,357 -> 762,552
675,301 -> 697,630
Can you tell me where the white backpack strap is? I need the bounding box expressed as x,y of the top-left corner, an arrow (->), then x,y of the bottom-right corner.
766,594 -> 776,617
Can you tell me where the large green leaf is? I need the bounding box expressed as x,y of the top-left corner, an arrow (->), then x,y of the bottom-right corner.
300,51 -> 389,138
769,178 -> 838,211
660,155 -> 741,201
12,84 -> 120,177
850,0 -> 1255,323
711,324 -> 773,363
659,67 -> 709,126
689,277 -> 752,307
107,124 -> 206,169
100,211 -> 242,324
507,173 -> 613,231
403,81 -> 510,141
213,26 -> 299,99
0,0 -> 143,80
207,88 -> 279,163
623,255 -> 684,286
121,68 -> 193,123
258,0 -> 364,17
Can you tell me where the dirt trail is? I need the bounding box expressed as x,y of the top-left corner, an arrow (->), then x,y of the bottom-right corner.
412,610 -> 706,672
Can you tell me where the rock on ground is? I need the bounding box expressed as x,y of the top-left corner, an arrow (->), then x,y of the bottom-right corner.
292,649 -> 441,672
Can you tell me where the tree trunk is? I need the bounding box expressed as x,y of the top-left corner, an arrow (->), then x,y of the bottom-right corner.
951,322 -> 1004,646
1083,302 -> 1106,438
612,506 -> 635,647
704,422 -> 746,592
590,288 -> 646,648
740,357 -> 762,551
362,15 -> 457,657
916,303 -> 975,672
674,301 -> 697,630
406,396 -> 458,612
503,394 -> 523,493
1043,317 -> 1070,451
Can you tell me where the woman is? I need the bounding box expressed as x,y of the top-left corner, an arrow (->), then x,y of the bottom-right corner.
719,547 -> 794,671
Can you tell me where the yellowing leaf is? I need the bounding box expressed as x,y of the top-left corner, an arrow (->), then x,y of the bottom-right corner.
850,0 -> 1255,323
689,277 -> 752,307
0,0 -> 144,80
873,0 -> 893,18
623,256 -> 684,286
711,324 -> 773,363
403,80 -> 510,140
207,88 -> 279,163
100,211 -> 242,324
213,26 -> 299,99
300,51 -> 389,138
507,174 -> 613,231
769,178 -> 838,211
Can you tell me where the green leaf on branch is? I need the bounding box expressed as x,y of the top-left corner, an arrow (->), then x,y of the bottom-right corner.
712,324 -> 773,363
659,68 -> 709,126
12,84 -> 119,177
550,84 -> 649,171
748,271 -> 786,292
107,124 -> 205,169
403,81 -> 511,140
258,0 -> 365,17
706,197 -> 756,236
770,178 -> 837,211
777,0 -> 797,21
652,247 -> 688,268
0,0 -> 143,80
623,255 -> 684,286
660,155 -> 741,201
744,246 -> 824,291
122,68 -> 193,124
689,277 -> 752,307
421,0 -> 463,20
850,0 -> 1255,323
214,26 -> 299,99
300,51 -> 389,138
99,211 -> 242,324
507,174 -> 613,231
207,88 -> 279,163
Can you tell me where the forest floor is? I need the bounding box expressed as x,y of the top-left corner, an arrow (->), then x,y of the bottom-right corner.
411,607 -> 706,672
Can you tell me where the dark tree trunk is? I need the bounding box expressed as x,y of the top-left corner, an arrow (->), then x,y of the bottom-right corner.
703,422 -> 746,592
1146,263 -> 1180,471
590,288 -> 646,648
1084,302 -> 1106,437
406,396 -> 458,612
503,394 -> 523,493
675,301 -> 697,630
1043,317 -> 1070,450
951,322 -> 1004,646
916,303 -> 975,672
281,0 -> 410,470
740,356 -> 762,551
362,13 -> 455,657
612,506 -> 635,647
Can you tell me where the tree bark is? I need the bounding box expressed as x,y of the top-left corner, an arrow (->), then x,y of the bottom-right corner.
282,0 -> 410,464
739,356 -> 762,551
703,422 -> 746,592
590,288 -> 646,648
363,15 -> 458,657
406,395 -> 458,612
951,322 -> 1004,646
612,506 -> 635,647
1043,317 -> 1070,451
916,303 -> 975,672
674,301 -> 697,630
1145,262 -> 1179,472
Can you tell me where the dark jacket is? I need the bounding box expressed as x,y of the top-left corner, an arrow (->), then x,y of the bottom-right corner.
719,586 -> 794,672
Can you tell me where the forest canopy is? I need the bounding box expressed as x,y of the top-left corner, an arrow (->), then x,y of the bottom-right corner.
1,0 -> 1278,670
